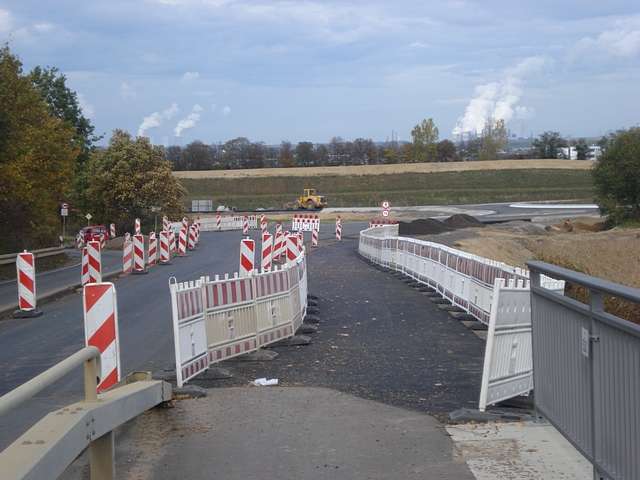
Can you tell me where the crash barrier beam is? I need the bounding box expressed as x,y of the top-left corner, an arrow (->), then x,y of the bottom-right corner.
528,261 -> 640,480
292,214 -> 320,232
358,225 -> 564,410
0,345 -> 172,480
169,247 -> 308,387
0,247 -> 66,266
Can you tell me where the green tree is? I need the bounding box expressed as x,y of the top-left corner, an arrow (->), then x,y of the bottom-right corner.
411,118 -> 439,162
295,142 -> 315,167
478,118 -> 508,161
436,139 -> 458,162
279,141 -> 294,168
0,46 -> 78,252
532,131 -> 567,158
593,127 -> 640,224
85,130 -> 185,232
29,66 -> 100,210
574,138 -> 589,160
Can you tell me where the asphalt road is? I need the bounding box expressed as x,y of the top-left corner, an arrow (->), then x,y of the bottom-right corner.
0,222 -> 366,450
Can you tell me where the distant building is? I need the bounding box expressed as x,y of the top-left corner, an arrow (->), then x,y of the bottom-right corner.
558,146 -> 578,160
587,144 -> 602,159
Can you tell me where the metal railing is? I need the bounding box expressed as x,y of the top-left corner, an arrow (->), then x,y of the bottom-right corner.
0,346 -> 172,479
528,261 -> 640,480
0,247 -> 66,265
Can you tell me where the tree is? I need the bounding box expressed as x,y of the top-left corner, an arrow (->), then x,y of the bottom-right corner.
314,144 -> 329,166
29,66 -> 99,210
436,140 -> 458,162
279,141 -> 294,168
411,118 -> 439,162
351,138 -> 376,165
182,141 -> 214,170
532,131 -> 567,158
295,142 -> 315,167
574,138 -> 589,160
0,46 -> 78,252
246,142 -> 265,169
593,127 -> 640,224
478,118 -> 508,161
85,130 -> 185,232
222,137 -> 251,169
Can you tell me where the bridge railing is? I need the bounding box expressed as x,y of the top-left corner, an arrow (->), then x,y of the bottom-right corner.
0,346 -> 172,480
528,261 -> 640,480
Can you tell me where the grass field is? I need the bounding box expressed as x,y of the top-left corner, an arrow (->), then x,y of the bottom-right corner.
174,159 -> 594,179
179,167 -> 595,209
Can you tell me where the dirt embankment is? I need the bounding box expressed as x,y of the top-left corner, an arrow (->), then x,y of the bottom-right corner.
398,214 -> 484,236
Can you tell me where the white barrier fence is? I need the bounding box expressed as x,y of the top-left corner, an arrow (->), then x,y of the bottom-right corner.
169,248 -> 308,387
194,215 -> 259,232
358,225 -> 564,410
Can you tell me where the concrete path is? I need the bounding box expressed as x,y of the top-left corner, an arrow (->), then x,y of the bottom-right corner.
63,387 -> 475,480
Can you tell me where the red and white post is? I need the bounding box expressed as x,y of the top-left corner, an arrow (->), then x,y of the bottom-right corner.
132,234 -> 146,273
83,283 -> 120,392
14,251 -> 42,318
239,238 -> 255,277
87,240 -> 102,283
159,230 -> 171,265
260,214 -> 267,234
122,236 -> 133,274
134,218 -> 141,235
335,216 -> 342,241
286,234 -> 299,265
216,212 -> 222,231
81,247 -> 90,286
312,227 -> 319,247
110,223 -> 116,239
261,232 -> 273,271
148,232 -> 157,267
162,216 -> 170,232
169,230 -> 176,254
242,216 -> 249,235
188,225 -> 196,250
178,227 -> 188,256
182,217 -> 189,230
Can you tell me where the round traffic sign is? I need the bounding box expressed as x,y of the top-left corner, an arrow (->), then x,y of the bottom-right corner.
382,210 -> 389,217
61,202 -> 69,209
382,200 -> 390,209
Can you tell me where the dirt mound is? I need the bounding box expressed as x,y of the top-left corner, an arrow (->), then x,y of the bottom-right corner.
443,214 -> 484,229
399,219 -> 453,235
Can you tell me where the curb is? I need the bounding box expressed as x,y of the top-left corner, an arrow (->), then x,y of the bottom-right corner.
0,269 -> 123,319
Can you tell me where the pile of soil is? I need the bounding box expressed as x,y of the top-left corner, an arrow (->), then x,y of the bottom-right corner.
443,214 -> 485,229
399,219 -> 453,235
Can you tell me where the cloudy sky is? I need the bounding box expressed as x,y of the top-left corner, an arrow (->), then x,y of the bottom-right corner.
1,0 -> 639,144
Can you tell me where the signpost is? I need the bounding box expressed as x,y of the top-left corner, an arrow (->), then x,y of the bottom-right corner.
60,203 -> 69,245
381,200 -> 390,218
85,213 -> 92,226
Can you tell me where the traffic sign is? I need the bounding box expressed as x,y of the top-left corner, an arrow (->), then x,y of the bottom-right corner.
60,208 -> 68,217
85,213 -> 92,221
382,210 -> 389,217
382,200 -> 390,209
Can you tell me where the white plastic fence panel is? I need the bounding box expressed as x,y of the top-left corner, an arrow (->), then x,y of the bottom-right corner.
479,279 -> 533,411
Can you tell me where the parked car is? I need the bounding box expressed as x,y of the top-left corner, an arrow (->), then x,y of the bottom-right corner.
79,225 -> 108,243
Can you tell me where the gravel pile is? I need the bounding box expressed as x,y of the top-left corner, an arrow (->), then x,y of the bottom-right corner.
443,214 -> 485,229
399,219 -> 453,235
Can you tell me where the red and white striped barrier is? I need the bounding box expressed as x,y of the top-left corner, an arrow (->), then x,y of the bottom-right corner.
169,230 -> 176,254
83,283 -> 120,392
15,251 -> 40,317
188,225 -> 196,250
178,228 -> 188,256
260,214 -> 267,234
182,217 -> 189,230
286,234 -> 299,265
132,234 -> 146,273
148,232 -> 157,267
76,233 -> 84,250
87,240 -> 102,283
81,247 -> 89,285
336,217 -> 342,241
135,218 -> 141,235
124,232 -> 131,243
98,233 -> 106,250
242,216 -> 249,235
312,227 -> 319,247
239,238 -> 255,277
297,230 -> 303,247
163,216 -> 170,232
123,238 -> 133,274
159,231 -> 171,264
261,232 -> 273,271
369,219 -> 398,228
292,214 -> 320,232
110,223 -> 116,239
216,213 -> 221,231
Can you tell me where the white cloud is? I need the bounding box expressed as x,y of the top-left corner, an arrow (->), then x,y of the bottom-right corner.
0,9 -> 12,34
453,56 -> 548,136
120,81 -> 136,99
138,103 -> 179,137
77,93 -> 95,119
575,19 -> 640,58
181,71 -> 200,81
174,104 -> 203,137
222,105 -> 231,116
409,41 -> 429,49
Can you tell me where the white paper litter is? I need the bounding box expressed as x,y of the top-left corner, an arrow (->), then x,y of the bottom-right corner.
253,377 -> 278,386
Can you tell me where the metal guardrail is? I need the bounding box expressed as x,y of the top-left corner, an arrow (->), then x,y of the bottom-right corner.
528,261 -> 640,480
0,247 -> 65,265
0,346 -> 172,479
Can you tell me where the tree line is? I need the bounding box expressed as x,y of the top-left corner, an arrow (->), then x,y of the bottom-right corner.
0,45 -> 184,253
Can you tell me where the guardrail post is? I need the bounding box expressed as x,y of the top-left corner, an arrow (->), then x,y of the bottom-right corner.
589,289 -> 603,480
84,356 -> 115,479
